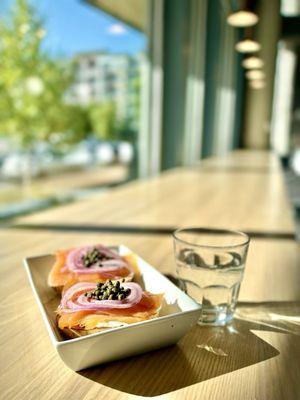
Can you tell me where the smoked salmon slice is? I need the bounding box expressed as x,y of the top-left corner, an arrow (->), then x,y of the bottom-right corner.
56,280 -> 163,338
48,245 -> 139,290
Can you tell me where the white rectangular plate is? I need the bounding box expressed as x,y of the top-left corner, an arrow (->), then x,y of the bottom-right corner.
24,245 -> 201,371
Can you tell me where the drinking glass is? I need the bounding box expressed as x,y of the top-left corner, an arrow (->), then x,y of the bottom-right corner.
173,227 -> 250,325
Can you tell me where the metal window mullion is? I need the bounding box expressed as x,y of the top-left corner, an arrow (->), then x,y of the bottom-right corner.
271,41 -> 297,156
149,0 -> 164,176
183,0 -> 207,166
138,0 -> 164,178
212,9 -> 237,155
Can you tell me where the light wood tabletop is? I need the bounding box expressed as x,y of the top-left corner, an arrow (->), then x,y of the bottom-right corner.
199,149 -> 281,170
14,151 -> 294,235
1,150 -> 299,400
0,229 -> 299,400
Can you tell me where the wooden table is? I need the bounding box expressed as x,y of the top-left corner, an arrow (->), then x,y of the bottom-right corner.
199,149 -> 280,170
15,151 -> 294,235
1,150 -> 300,399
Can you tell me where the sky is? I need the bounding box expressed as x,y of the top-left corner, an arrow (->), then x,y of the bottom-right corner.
0,0 -> 146,58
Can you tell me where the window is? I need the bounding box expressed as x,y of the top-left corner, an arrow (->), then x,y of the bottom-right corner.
88,59 -> 96,68
0,0 -> 147,218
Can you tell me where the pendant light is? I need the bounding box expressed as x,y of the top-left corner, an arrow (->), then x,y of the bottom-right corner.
227,10 -> 259,27
246,69 -> 265,80
235,39 -> 261,53
242,56 -> 264,69
249,80 -> 266,89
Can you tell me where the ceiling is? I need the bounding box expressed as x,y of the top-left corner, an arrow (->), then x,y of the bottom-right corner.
85,0 -> 146,31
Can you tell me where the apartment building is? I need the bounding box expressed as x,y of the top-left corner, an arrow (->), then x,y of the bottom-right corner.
66,51 -> 141,121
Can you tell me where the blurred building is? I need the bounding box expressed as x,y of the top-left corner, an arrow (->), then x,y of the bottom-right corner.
65,51 -> 141,121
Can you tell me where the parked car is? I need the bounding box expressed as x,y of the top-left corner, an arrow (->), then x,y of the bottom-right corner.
0,140 -> 134,179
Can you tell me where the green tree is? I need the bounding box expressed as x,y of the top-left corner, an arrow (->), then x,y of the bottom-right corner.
0,0 -> 73,149
50,105 -> 91,150
88,101 -> 118,141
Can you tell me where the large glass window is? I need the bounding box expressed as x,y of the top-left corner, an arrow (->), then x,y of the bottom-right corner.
0,0 -> 147,218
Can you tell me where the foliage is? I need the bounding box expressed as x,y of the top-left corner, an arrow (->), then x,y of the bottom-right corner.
116,117 -> 137,143
0,0 -> 142,154
0,0 -> 74,149
88,101 -> 118,141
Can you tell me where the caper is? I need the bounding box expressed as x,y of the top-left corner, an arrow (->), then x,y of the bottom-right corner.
108,294 -> 114,300
125,288 -> 131,295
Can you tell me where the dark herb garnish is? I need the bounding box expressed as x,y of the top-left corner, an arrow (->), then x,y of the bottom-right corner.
85,279 -> 131,301
82,248 -> 112,268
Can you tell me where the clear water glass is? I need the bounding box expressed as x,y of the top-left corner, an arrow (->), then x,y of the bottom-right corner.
173,228 -> 250,325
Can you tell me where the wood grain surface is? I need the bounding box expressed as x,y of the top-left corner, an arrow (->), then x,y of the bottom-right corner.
14,152 -> 294,234
198,149 -> 280,170
1,151 -> 299,400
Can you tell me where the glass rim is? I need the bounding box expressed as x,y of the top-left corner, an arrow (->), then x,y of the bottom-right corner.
172,227 -> 250,249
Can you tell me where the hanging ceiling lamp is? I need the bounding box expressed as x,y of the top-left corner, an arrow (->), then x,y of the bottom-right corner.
246,69 -> 265,80
235,39 -> 261,53
230,1 -> 261,53
249,80 -> 266,89
242,56 -> 264,69
227,10 -> 259,27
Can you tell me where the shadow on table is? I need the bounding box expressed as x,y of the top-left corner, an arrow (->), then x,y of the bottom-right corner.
78,315 -> 282,397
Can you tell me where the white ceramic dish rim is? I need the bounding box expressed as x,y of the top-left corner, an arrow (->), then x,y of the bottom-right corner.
23,247 -> 201,347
